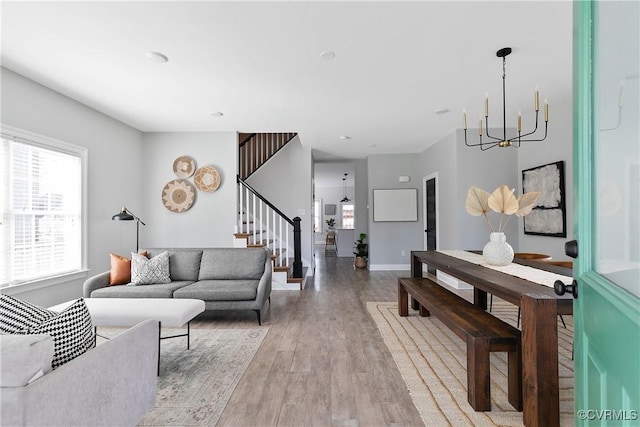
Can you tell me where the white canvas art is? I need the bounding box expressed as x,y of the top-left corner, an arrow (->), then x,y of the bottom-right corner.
522,161 -> 567,237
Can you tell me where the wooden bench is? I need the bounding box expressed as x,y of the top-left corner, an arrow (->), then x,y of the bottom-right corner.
398,276 -> 522,412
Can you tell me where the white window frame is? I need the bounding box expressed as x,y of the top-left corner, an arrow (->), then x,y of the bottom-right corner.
313,198 -> 322,233
1,125 -> 88,292
342,203 -> 354,229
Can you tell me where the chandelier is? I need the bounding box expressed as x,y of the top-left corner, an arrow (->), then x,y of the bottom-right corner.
340,173 -> 351,203
463,47 -> 549,150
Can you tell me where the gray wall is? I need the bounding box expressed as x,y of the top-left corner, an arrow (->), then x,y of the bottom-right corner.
247,137 -> 314,271
354,159 -> 369,243
1,67 -> 144,306
516,92 -> 574,260
367,153 -> 423,269
141,132 -> 237,248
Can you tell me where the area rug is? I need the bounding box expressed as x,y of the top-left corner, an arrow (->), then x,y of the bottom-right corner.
99,327 -> 267,426
367,300 -> 575,427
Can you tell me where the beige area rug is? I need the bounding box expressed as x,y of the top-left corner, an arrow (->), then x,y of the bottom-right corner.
367,300 -> 575,427
99,327 -> 268,426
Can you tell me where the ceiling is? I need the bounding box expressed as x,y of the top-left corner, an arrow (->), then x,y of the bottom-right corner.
1,1 -> 572,166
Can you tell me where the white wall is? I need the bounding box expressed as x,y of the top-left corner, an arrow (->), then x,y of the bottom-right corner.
141,132 -> 237,248
246,137 -> 314,271
1,67 -> 144,306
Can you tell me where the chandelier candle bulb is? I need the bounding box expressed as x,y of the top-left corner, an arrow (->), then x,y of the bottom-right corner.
517,112 -> 522,132
535,86 -> 540,110
463,109 -> 467,129
544,100 -> 549,122
485,94 -> 489,117
479,118 -> 483,135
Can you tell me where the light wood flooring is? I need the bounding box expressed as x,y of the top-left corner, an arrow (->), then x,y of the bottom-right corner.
191,247 -> 426,427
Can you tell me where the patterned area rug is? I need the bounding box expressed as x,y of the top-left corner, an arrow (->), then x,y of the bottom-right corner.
100,327 -> 267,426
367,300 -> 575,427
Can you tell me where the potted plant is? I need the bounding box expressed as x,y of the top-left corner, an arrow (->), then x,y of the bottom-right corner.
325,218 -> 336,230
353,233 -> 368,268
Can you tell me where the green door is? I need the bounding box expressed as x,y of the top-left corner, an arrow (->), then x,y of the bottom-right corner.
574,2 -> 640,425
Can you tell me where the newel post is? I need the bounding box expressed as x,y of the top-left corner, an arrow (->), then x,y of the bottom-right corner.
292,217 -> 303,278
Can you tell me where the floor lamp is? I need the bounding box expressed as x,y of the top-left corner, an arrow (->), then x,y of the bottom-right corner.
112,206 -> 146,252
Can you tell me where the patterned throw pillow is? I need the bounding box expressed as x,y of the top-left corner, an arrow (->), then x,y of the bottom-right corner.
130,251 -> 171,285
0,294 -> 55,334
109,251 -> 149,285
25,299 -> 94,369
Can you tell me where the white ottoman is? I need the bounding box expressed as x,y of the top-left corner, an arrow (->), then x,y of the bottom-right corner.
49,298 -> 205,374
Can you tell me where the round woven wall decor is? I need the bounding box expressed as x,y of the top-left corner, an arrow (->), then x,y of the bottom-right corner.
162,179 -> 196,213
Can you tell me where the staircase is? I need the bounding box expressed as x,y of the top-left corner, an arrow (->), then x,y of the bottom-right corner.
235,133 -> 304,289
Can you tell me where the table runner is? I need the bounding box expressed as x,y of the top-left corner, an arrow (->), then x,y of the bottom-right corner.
437,250 -> 573,288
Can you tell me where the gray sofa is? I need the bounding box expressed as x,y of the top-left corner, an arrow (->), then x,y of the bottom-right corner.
0,320 -> 158,427
83,247 -> 272,324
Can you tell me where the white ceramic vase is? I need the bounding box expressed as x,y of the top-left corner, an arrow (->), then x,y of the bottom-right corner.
482,232 -> 514,266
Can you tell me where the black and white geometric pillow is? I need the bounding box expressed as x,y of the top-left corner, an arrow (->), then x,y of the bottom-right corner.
24,298 -> 94,369
0,294 -> 55,334
130,250 -> 171,285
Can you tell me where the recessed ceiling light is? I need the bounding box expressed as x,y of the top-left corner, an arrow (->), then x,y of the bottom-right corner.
320,51 -> 336,60
145,51 -> 169,63
210,111 -> 224,117
338,135 -> 351,140
434,108 -> 450,115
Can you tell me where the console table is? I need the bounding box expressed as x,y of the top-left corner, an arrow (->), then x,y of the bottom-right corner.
410,250 -> 573,427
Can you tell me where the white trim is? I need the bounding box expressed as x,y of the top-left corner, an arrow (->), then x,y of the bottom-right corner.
1,125 -> 89,273
369,264 -> 411,271
422,172 -> 439,251
1,270 -> 89,296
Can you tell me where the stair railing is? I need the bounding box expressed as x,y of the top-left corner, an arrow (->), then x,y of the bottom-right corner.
238,133 -> 297,180
237,176 -> 302,278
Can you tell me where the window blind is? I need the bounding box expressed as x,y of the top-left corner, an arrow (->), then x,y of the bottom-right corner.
1,135 -> 82,287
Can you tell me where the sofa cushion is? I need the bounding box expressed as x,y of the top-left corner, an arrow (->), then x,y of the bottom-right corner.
91,281 -> 194,298
0,294 -> 55,334
131,251 -> 171,285
198,248 -> 267,280
174,280 -> 259,301
24,298 -> 94,369
109,251 -> 148,285
146,249 -> 203,281
0,334 -> 54,387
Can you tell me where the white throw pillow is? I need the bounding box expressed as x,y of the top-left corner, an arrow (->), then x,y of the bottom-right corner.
130,251 -> 171,285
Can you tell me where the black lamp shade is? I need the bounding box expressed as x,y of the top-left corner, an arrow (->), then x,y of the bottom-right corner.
112,209 -> 134,221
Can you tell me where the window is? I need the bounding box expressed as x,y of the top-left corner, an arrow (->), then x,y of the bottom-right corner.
342,204 -> 354,229
313,199 -> 322,233
1,129 -> 86,288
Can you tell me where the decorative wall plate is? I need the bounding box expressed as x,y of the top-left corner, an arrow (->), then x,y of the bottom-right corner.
173,156 -> 196,178
162,179 -> 196,213
194,165 -> 221,192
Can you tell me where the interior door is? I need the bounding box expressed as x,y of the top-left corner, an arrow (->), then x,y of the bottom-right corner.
423,174 -> 437,251
574,2 -> 640,425
423,174 -> 437,277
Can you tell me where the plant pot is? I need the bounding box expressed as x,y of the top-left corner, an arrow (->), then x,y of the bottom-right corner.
354,256 -> 367,269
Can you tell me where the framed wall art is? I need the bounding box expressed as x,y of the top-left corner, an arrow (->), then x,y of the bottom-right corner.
522,160 -> 567,237
373,188 -> 418,222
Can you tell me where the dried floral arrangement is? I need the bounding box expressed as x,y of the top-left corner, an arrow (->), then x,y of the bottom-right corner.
465,185 -> 540,232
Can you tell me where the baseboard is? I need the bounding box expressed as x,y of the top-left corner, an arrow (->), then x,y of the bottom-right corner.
436,271 -> 473,289
369,264 -> 411,271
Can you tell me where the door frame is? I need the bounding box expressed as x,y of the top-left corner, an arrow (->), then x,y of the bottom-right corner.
422,172 -> 439,250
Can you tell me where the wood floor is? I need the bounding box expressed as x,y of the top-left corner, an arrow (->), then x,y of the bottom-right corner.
191,247 -> 426,427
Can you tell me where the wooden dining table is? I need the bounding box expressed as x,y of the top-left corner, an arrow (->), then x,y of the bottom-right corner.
410,250 -> 574,427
